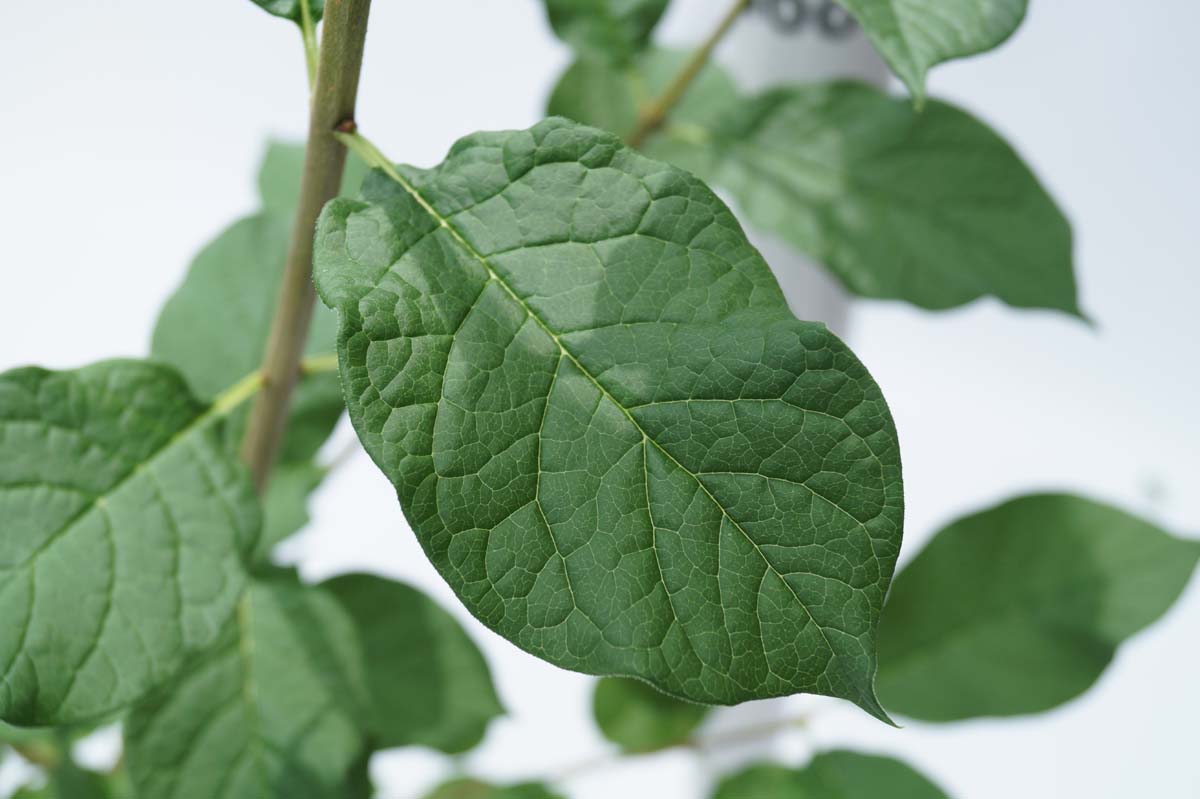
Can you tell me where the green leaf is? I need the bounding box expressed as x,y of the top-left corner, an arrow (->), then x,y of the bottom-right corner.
315,118 -> 904,720
877,494 -> 1200,721
543,0 -> 669,64
45,758 -> 111,799
664,82 -> 1078,315
423,778 -> 565,799
548,48 -> 738,142
712,751 -> 950,798
592,677 -> 708,752
257,460 -> 327,561
249,0 -> 324,24
0,361 -> 255,725
834,0 -> 1027,103
124,574 -> 367,799
323,573 -> 503,753
258,141 -> 371,221
151,212 -> 344,465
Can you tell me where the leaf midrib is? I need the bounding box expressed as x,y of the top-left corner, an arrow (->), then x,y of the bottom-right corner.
365,158 -> 844,671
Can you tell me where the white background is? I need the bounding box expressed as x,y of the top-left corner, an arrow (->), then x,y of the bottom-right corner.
1,2 -> 1198,798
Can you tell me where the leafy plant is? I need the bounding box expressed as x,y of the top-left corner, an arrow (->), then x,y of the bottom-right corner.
0,0 -> 1194,797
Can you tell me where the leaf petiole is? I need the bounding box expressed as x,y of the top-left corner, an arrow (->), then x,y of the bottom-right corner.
211,353 -> 338,418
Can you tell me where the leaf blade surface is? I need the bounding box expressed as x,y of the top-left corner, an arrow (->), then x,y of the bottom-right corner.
315,119 -> 903,718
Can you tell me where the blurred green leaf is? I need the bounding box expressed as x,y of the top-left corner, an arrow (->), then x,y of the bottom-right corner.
125,574 -> 367,799
712,751 -> 950,799
258,141 -> 371,220
543,0 -> 669,64
877,494 -> 1200,721
249,0 -> 324,24
834,0 -> 1027,103
423,778 -> 564,799
548,48 -> 736,141
257,460 -> 327,562
324,574 -> 502,754
151,212 -> 344,466
592,677 -> 708,752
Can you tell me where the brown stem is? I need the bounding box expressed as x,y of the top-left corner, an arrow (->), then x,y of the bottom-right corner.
626,0 -> 751,148
240,0 -> 373,492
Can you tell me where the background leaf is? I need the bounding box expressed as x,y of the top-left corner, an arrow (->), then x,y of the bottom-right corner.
549,59 -> 1077,315
249,0 -> 324,25
151,212 -> 344,466
548,48 -> 737,141
257,460 -> 327,562
834,0 -> 1028,102
125,574 -> 367,799
258,141 -> 370,221
316,119 -> 903,719
423,778 -> 565,799
712,751 -> 950,798
592,677 -> 708,752
323,573 -> 503,754
877,493 -> 1200,721
0,361 -> 254,725
542,0 -> 669,64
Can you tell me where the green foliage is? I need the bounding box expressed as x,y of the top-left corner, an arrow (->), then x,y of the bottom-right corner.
124,574 -> 368,799
257,460 -> 327,561
0,361 -> 255,726
548,49 -> 737,141
877,494 -> 1200,721
542,0 -> 670,64
323,574 -> 503,753
834,0 -> 1028,103
712,751 -> 949,798
316,118 -> 903,720
423,778 -> 565,799
258,141 -> 370,221
549,60 -> 1078,315
151,213 -> 342,466
593,677 -> 709,752
249,0 -> 324,24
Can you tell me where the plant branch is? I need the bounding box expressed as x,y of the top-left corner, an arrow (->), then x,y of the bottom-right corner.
299,0 -> 320,90
240,0 -> 373,493
626,0 -> 751,148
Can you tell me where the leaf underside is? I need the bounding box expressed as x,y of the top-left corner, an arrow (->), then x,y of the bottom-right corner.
0,362 -> 254,725
834,0 -> 1028,102
543,0 -> 670,64
315,118 -> 903,719
877,493 -> 1200,721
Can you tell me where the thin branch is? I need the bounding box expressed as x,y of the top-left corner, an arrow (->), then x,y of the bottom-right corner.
299,0 -> 320,90
241,0 -> 373,493
626,0 -> 751,148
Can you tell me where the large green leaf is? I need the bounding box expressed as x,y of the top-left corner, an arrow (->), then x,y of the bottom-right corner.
550,68 -> 1078,315
424,779 -> 564,799
877,494 -> 1200,721
0,361 -> 255,725
543,0 -> 669,64
548,49 -> 738,142
323,573 -> 503,753
712,751 -> 950,798
835,0 -> 1027,103
315,118 -> 903,719
152,212 -> 344,466
124,574 -> 366,799
592,677 -> 708,752
249,0 -> 324,24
